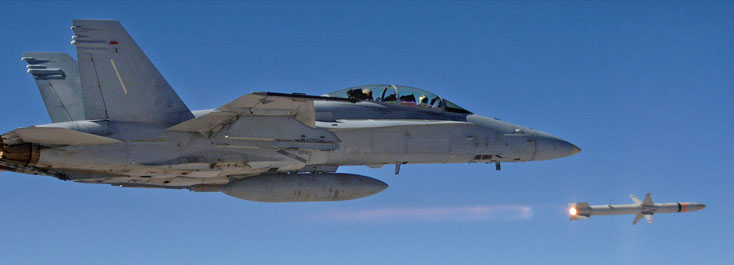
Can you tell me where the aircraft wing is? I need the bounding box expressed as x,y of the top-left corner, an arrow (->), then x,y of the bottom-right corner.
168,92 -> 343,151
169,92 -> 326,135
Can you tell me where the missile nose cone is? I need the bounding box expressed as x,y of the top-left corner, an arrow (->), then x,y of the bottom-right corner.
532,131 -> 581,161
688,203 -> 706,212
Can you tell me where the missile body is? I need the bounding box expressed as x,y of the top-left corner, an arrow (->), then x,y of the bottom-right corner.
569,193 -> 705,224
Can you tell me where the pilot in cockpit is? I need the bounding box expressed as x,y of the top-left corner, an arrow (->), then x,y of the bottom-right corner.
362,88 -> 373,101
418,95 -> 428,105
347,88 -> 373,101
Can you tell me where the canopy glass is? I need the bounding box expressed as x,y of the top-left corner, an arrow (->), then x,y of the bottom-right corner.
323,84 -> 471,114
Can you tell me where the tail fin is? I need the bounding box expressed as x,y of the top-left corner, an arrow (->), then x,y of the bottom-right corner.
71,19 -> 193,125
22,52 -> 84,123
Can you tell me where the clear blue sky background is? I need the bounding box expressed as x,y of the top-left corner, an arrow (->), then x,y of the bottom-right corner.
0,1 -> 732,264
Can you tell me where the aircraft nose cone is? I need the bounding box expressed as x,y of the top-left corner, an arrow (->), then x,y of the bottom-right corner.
533,132 -> 581,161
571,145 -> 582,155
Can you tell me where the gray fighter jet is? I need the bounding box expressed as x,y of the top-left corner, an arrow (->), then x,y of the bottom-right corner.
0,20 -> 580,202
569,193 -> 706,224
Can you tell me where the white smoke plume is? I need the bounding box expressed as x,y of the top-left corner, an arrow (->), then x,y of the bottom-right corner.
319,204 -> 532,222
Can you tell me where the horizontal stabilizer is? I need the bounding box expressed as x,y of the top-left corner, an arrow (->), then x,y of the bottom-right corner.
11,127 -> 120,146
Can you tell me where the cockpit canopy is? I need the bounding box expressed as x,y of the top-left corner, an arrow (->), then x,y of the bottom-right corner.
323,84 -> 472,114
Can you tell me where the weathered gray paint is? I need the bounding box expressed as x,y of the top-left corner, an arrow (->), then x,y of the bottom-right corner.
23,52 -> 84,122
220,173 -> 388,202
0,19 -> 582,202
72,20 -> 194,125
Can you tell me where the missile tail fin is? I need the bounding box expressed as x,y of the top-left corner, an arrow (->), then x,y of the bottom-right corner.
569,202 -> 591,221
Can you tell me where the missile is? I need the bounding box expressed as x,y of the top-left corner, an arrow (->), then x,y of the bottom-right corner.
569,193 -> 705,224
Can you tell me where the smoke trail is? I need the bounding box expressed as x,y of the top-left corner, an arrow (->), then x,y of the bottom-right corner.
320,204 -> 532,222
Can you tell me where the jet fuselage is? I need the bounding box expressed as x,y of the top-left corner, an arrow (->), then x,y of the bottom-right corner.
3,99 -> 579,189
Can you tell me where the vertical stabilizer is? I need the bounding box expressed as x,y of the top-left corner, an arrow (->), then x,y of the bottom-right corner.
22,52 -> 84,123
71,19 -> 194,125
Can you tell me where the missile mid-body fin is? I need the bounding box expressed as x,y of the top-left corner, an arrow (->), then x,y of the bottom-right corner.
630,194 -> 642,205
632,213 -> 654,225
642,193 -> 654,206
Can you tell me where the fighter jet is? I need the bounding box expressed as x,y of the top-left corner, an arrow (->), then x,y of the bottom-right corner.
569,193 -> 706,224
0,20 -> 580,202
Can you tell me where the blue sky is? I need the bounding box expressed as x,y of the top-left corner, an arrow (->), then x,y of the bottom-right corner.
1,1 -> 732,264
